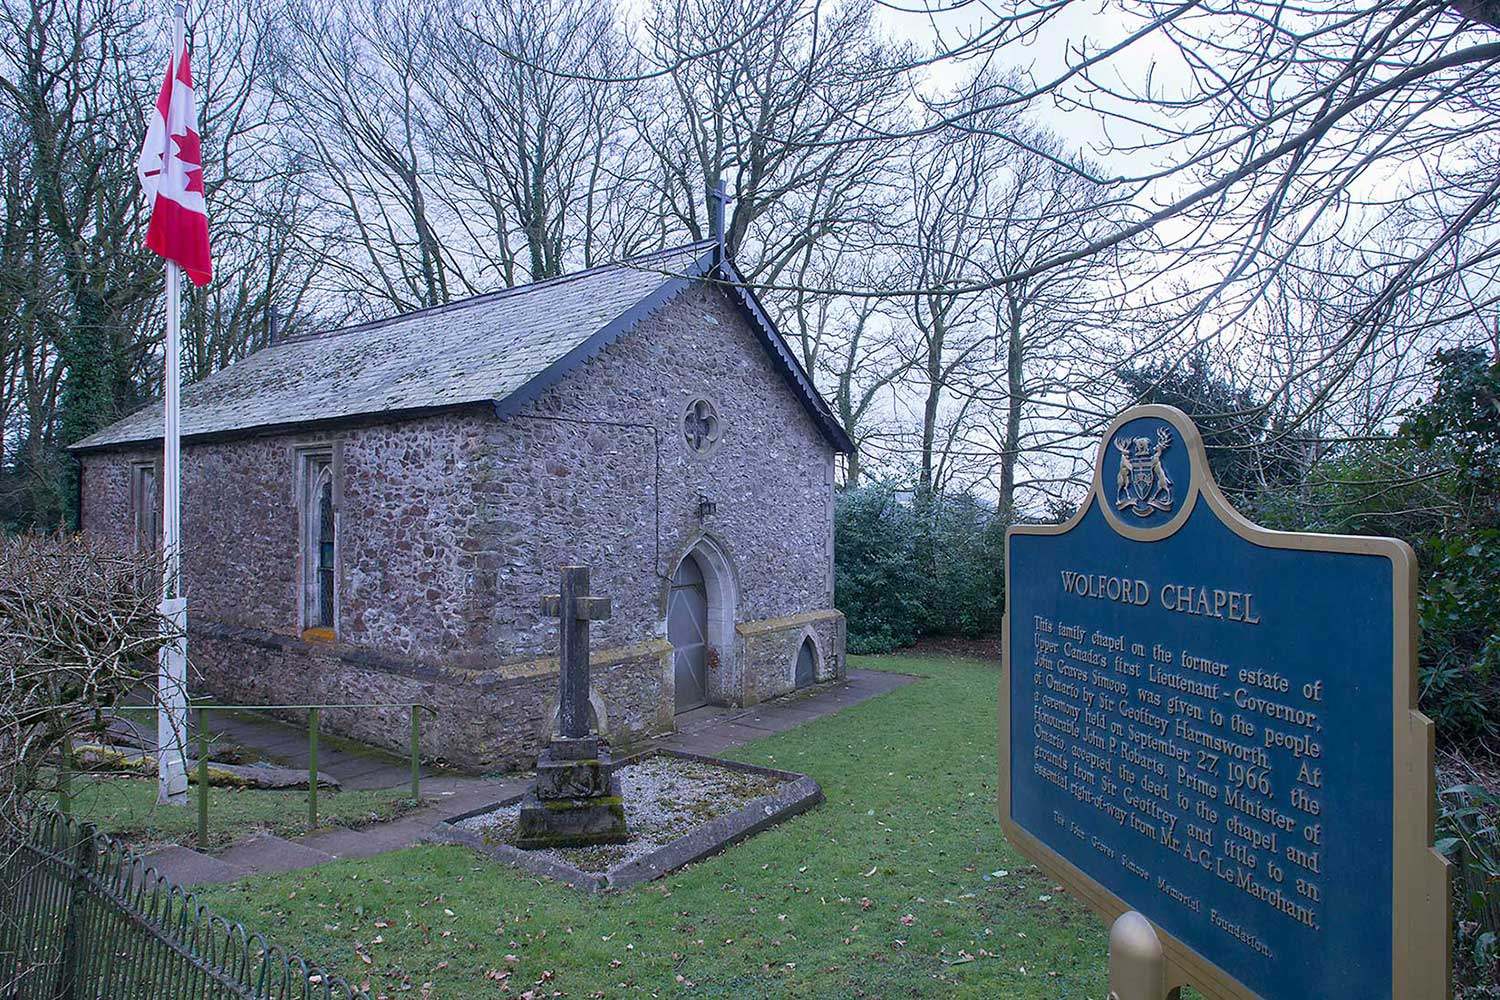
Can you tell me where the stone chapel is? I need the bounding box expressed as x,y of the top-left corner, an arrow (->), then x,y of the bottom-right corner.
73,239 -> 850,770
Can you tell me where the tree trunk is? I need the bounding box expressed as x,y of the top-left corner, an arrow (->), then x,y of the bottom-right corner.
919,311 -> 944,493
999,291 -> 1024,522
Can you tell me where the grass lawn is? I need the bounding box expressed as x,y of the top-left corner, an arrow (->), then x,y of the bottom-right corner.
198,654 -> 1110,998
63,776 -> 422,852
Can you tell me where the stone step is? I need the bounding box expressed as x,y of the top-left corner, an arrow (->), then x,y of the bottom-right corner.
141,845 -> 251,887
217,834 -> 337,875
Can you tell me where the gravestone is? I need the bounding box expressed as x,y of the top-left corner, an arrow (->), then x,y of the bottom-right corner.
999,405 -> 1449,999
515,566 -> 629,849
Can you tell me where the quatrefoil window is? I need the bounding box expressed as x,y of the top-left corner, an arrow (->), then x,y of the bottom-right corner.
683,398 -> 723,455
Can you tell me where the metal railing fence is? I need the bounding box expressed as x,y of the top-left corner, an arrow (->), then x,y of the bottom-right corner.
0,810 -> 361,999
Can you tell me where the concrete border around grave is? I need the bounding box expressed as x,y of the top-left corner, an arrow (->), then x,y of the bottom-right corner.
423,749 -> 822,892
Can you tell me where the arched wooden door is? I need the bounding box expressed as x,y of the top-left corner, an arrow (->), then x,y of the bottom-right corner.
669,556 -> 709,712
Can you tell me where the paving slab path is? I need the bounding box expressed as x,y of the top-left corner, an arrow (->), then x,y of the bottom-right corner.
106,707 -> 433,791
142,669 -> 917,887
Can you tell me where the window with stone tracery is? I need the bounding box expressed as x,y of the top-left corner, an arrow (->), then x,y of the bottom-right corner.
682,397 -> 722,456
298,449 -> 338,638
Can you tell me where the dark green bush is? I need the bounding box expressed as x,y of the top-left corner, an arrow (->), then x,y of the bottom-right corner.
1249,439 -> 1456,539
1402,349 -> 1500,750
834,484 -> 1003,653
1119,356 -> 1302,504
1419,532 -> 1500,746
911,491 -> 1004,640
838,350 -> 1499,739
1252,348 -> 1500,748
1398,347 -> 1500,528
834,485 -> 927,653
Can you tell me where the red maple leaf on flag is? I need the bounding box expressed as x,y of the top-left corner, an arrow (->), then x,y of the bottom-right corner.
138,37 -> 211,285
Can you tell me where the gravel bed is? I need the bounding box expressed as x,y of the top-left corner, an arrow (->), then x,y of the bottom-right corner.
456,754 -> 786,873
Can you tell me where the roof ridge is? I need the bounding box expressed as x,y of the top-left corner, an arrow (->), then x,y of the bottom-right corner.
70,240 -> 852,457
277,240 -> 717,348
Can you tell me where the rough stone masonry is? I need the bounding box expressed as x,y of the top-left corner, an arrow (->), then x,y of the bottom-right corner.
73,244 -> 848,770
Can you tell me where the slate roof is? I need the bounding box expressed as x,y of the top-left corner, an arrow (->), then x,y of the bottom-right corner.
73,242 -> 852,453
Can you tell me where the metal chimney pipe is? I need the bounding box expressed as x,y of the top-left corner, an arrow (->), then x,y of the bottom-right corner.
708,180 -> 728,262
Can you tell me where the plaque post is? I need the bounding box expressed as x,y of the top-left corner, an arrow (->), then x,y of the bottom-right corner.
1107,911 -> 1176,1000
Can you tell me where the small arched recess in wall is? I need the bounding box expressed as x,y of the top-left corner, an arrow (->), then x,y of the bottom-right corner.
792,630 -> 821,690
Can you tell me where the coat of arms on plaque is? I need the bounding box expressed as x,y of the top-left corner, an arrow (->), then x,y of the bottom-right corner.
1113,426 -> 1174,517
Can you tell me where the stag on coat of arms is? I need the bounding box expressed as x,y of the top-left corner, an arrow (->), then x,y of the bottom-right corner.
1114,427 -> 1174,517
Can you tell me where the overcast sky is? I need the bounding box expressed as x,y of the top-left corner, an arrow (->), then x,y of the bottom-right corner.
871,1 -> 1183,170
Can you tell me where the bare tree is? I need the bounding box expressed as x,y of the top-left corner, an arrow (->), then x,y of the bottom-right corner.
867,0 -> 1500,446
0,0 -> 161,524
0,124 -> 67,526
967,126 -> 1132,518
186,1 -> 333,379
277,0 -> 455,313
422,0 -> 650,284
0,533 -> 173,826
782,243 -> 911,485
893,95 -> 1012,494
636,0 -> 909,284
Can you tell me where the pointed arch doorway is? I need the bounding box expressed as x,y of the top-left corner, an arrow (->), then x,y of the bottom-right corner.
668,556 -> 709,712
666,537 -> 738,714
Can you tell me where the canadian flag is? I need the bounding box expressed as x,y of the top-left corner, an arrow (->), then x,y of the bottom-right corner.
139,33 -> 211,286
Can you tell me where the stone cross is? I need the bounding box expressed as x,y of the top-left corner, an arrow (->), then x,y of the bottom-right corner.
541,566 -> 611,740
519,565 -> 628,849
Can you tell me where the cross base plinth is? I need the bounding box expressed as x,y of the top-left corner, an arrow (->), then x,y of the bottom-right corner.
514,742 -> 630,850
546,735 -> 602,761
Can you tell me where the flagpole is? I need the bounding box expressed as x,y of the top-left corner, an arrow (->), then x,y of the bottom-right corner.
157,2 -> 189,807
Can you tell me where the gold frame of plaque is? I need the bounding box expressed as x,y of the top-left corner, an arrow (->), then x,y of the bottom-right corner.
997,404 -> 1451,999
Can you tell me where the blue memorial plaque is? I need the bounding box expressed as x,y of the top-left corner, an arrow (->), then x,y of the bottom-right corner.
998,405 -> 1449,999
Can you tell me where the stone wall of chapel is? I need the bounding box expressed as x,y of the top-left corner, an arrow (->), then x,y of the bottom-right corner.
473,283 -> 840,669
78,411 -> 491,661
76,280 -> 845,764
188,624 -> 673,771
79,453 -> 133,548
